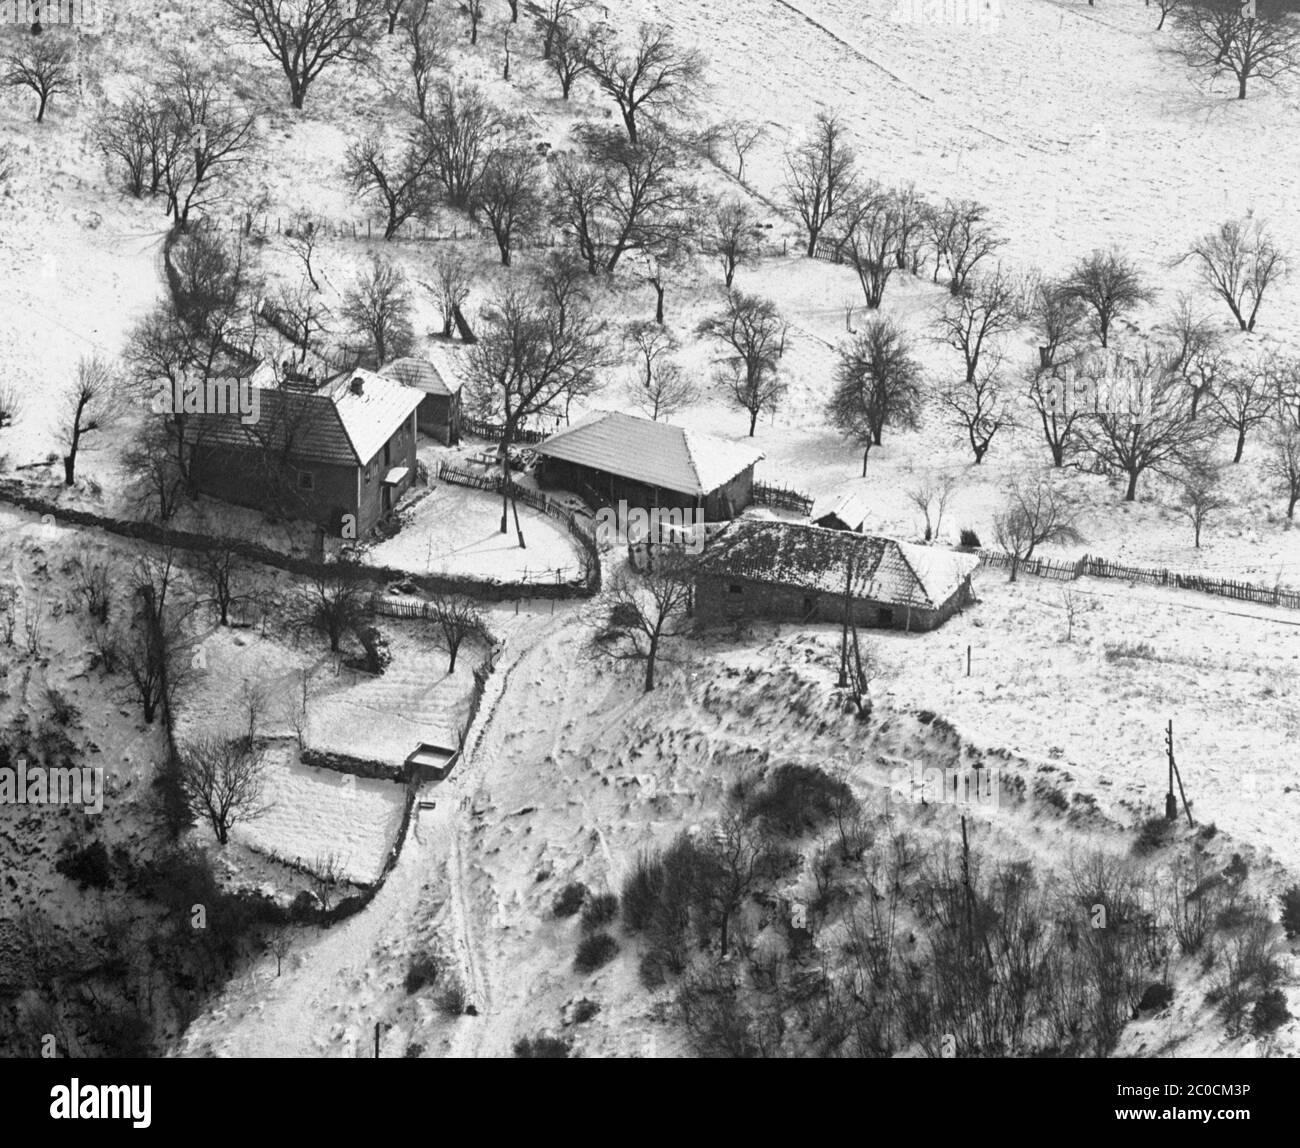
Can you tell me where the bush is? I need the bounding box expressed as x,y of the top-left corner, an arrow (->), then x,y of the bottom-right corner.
574,931 -> 618,973
1033,778 -> 1069,814
580,892 -> 619,932
746,763 -> 856,837
1132,816 -> 1174,856
1252,988 -> 1290,1035
1137,983 -> 1174,1012
405,952 -> 441,994
404,1042 -> 425,1058
959,528 -> 981,549
1279,884 -> 1300,938
622,853 -> 665,932
553,881 -> 588,918
638,950 -> 668,990
56,840 -> 112,890
437,974 -> 469,1017
514,1033 -> 571,1057
571,998 -> 600,1024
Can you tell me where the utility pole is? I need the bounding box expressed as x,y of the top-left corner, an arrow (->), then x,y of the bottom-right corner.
1165,720 -> 1194,828
837,554 -> 853,689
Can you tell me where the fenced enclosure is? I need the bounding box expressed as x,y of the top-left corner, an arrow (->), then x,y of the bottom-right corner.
460,416 -> 550,445
752,481 -> 815,516
977,549 -> 1300,611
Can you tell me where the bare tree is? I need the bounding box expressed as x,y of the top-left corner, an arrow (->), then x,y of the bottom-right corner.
299,553 -> 371,653
1179,216 -> 1287,332
94,89 -> 171,198
1176,0 -> 1300,98
461,0 -> 485,44
3,31 -> 74,122
890,184 -> 930,272
905,474 -> 957,543
475,147 -> 546,266
221,0 -> 381,109
466,257 -> 610,538
844,184 -> 903,308
527,0 -> 590,57
1027,362 -> 1088,468
340,255 -> 415,367
722,118 -> 764,183
701,196 -> 760,289
784,111 -> 858,258
191,540 -> 245,626
586,22 -> 706,146
343,133 -> 434,240
424,249 -> 474,338
284,212 -> 322,291
545,20 -> 596,98
827,316 -> 923,474
1027,274 -> 1088,370
1161,294 -> 1226,417
698,290 -> 788,436
1264,416 -> 1300,518
421,80 -> 506,211
604,555 -> 695,692
402,0 -> 450,116
1080,349 -> 1211,500
1207,358 -> 1273,461
177,734 -> 269,846
624,321 -> 694,421
1176,455 -> 1226,548
59,356 -> 123,487
120,550 -> 193,724
1062,249 -> 1155,348
932,199 -> 1005,296
430,594 -> 484,672
383,0 -> 407,34
1154,0 -> 1181,30
993,478 -> 1084,580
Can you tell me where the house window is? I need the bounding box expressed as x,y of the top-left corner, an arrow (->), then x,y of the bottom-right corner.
878,608 -> 894,627
365,460 -> 375,483
298,470 -> 315,491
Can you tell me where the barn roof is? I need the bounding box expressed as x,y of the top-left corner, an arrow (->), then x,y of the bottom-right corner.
698,520 -> 979,610
534,411 -> 764,498
380,352 -> 463,398
811,487 -> 870,531
182,367 -> 421,467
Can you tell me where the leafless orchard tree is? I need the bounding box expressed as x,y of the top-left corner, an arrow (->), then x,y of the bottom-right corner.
783,111 -> 858,258
1080,348 -> 1211,500
298,552 -> 371,653
3,31 -> 75,122
421,79 -> 507,211
340,255 -> 415,367
930,199 -> 1005,296
1176,455 -> 1227,548
843,184 -> 904,309
221,0 -> 382,109
1161,294 -> 1226,417
698,290 -> 788,436
905,474 -> 957,543
430,594 -> 485,673
475,147 -> 546,266
1154,0 -> 1181,30
1207,358 -> 1273,461
119,550 -> 194,724
1263,416 -> 1300,519
59,356 -> 123,487
826,316 -> 923,474
545,20 -> 596,98
1178,216 -> 1288,332
702,195 -> 760,288
1062,249 -> 1155,347
624,321 -> 695,421
343,133 -> 434,240
603,554 -> 695,692
190,540 -> 245,627
993,478 -> 1084,581
526,0 -> 591,57
401,0 -> 451,116
94,89 -> 171,197
586,22 -> 707,147
1176,0 -> 1300,98
284,212 -> 322,290
423,249 -> 474,338
177,734 -> 269,846
722,118 -> 764,183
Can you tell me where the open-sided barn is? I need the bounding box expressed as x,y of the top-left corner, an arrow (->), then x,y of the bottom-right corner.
695,520 -> 979,631
380,349 -> 464,446
533,411 -> 765,520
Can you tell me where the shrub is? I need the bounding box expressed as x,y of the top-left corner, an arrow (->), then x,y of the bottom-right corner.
1279,884 -> 1300,938
514,1033 -> 571,1057
622,853 -> 665,932
1133,816 -> 1174,856
580,892 -> 619,932
575,931 -> 618,973
437,974 -> 469,1017
405,952 -> 441,994
404,1042 -> 425,1058
1251,988 -> 1290,1035
45,688 -> 80,727
959,528 -> 981,548
553,882 -> 588,918
56,840 -> 112,890
571,998 -> 600,1024
1033,778 -> 1069,813
638,950 -> 668,989
1137,983 -> 1174,1012
746,763 -> 856,837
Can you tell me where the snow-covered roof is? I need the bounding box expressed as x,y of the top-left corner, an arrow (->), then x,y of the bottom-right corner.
534,411 -> 764,497
811,487 -> 870,530
381,353 -> 463,397
699,520 -> 979,610
184,367 -> 421,467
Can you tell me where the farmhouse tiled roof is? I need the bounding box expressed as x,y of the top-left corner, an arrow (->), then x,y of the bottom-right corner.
699,520 -> 979,610
534,411 -> 765,498
183,367 -> 421,468
380,353 -> 463,398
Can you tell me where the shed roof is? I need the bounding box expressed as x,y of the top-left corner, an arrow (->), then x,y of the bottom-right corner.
534,411 -> 764,498
380,354 -> 463,398
698,520 -> 979,610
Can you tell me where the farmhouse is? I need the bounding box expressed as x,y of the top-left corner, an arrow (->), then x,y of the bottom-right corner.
380,349 -> 464,446
183,366 -> 422,538
696,520 -> 979,631
533,410 -> 764,520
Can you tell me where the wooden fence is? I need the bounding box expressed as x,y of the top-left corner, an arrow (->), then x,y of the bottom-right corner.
977,549 -> 1300,611
752,481 -> 815,516
460,416 -> 549,445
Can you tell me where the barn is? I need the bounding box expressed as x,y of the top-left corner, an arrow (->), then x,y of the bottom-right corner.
533,411 -> 765,520
380,350 -> 463,446
695,520 -> 979,631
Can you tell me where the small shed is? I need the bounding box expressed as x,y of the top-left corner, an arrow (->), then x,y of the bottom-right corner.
405,740 -> 461,782
381,353 -> 463,445
811,488 -> 870,533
